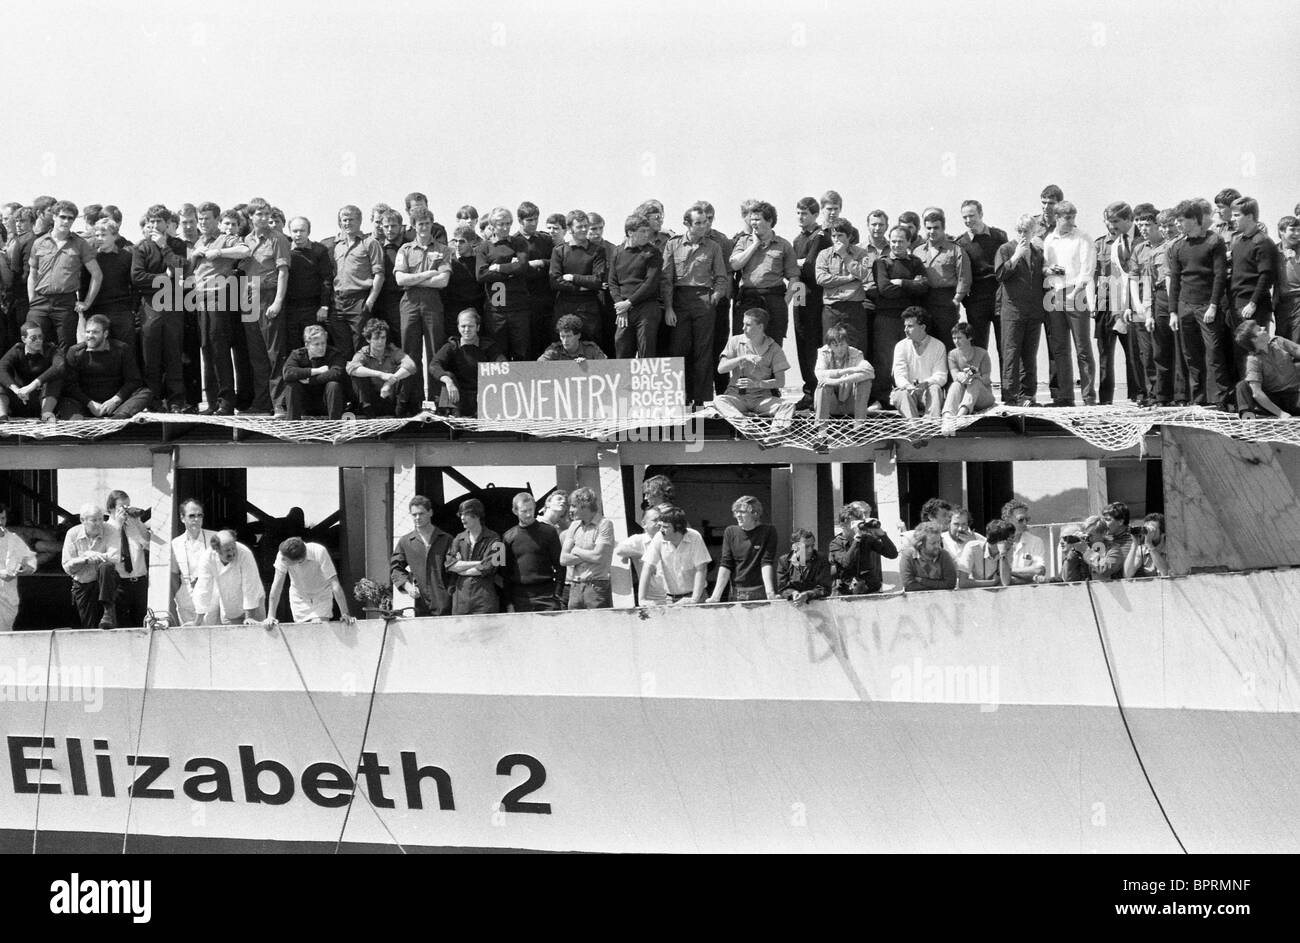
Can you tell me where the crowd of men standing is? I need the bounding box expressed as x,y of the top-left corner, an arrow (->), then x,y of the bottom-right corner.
3,186 -> 1296,425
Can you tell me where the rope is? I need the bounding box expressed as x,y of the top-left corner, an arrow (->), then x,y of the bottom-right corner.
0,402 -> 1294,453
1083,581 -> 1188,853
333,616 -> 402,854
30,630 -> 56,854
120,621 -> 160,854
275,622 -> 407,853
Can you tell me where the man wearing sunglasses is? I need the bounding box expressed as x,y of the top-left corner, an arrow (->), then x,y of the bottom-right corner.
27,200 -> 102,349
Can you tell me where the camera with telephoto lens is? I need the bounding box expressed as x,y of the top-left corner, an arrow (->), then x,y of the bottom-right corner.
1129,525 -> 1147,538
855,518 -> 881,533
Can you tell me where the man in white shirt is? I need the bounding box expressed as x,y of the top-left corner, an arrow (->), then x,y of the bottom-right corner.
955,519 -> 1015,589
171,499 -> 217,625
192,530 -> 265,625
615,506 -> 666,605
1002,499 -> 1047,584
265,537 -> 353,625
890,306 -> 948,418
0,502 -> 36,632
639,506 -> 711,605
1042,201 -> 1098,405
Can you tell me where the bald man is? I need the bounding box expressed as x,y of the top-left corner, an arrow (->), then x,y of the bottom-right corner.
61,502 -> 121,628
192,530 -> 266,625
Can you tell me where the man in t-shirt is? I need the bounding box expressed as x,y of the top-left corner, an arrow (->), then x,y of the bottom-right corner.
503,492 -> 564,612
639,505 -> 711,605
559,486 -> 614,610
265,536 -> 353,624
1233,319 -> 1300,417
707,495 -> 778,602
714,307 -> 795,424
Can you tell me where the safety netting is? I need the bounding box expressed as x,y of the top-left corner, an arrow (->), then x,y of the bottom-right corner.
0,405 -> 1296,453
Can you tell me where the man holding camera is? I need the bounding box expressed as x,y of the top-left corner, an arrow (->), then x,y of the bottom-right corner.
828,501 -> 898,596
106,490 -> 149,629
1124,512 -> 1170,578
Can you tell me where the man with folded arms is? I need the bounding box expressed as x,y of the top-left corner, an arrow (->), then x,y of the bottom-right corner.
549,210 -> 608,346
282,325 -> 347,419
559,487 -> 614,610
393,207 -> 451,412
476,207 -> 533,360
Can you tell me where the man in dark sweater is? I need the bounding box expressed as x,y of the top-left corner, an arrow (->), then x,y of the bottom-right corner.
282,325 -> 346,419
793,197 -> 833,409
85,218 -> 137,348
707,495 -> 779,603
0,321 -> 63,420
549,210 -> 608,348
502,492 -> 564,612
130,205 -> 189,412
429,308 -> 506,416
609,213 -> 663,359
516,202 -> 555,360
1168,200 -> 1231,408
445,223 -> 486,334
475,208 -> 534,361
1228,197 -> 1276,373
828,500 -> 898,596
285,217 -> 333,364
56,314 -> 152,419
956,200 -> 1008,358
994,214 -> 1047,405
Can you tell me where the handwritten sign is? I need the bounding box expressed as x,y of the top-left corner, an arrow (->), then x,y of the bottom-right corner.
478,358 -> 686,423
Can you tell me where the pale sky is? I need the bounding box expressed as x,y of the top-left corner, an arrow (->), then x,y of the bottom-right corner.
7,0 -> 1298,242
21,0 -> 1296,523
